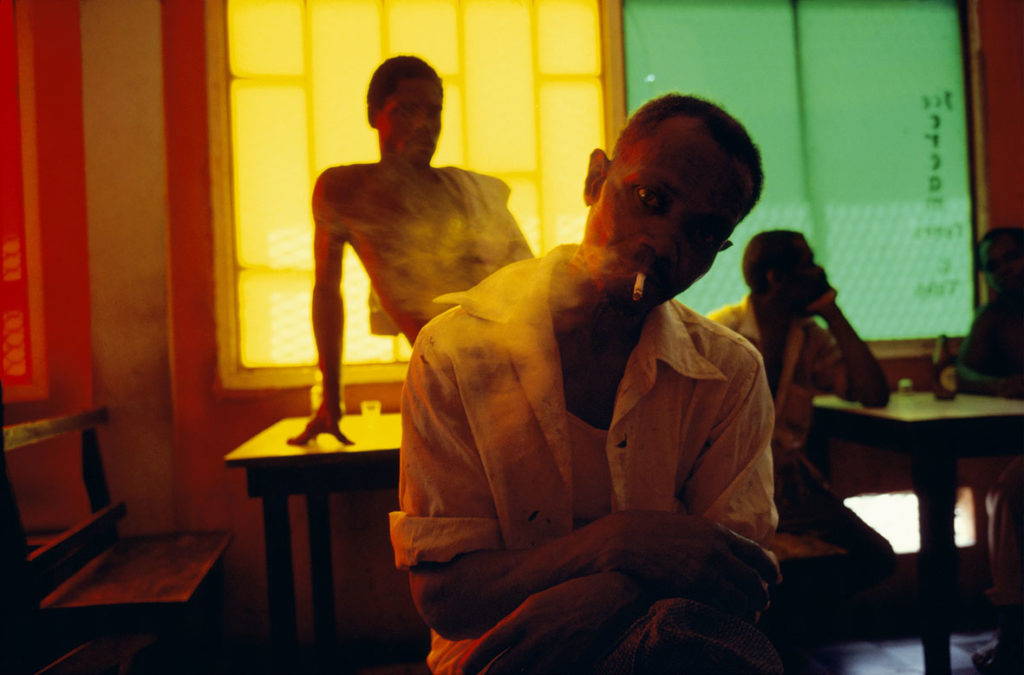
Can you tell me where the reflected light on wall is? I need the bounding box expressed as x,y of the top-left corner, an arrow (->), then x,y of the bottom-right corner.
844,487 -> 976,555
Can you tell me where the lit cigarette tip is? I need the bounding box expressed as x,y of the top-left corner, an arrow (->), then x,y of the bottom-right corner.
632,272 -> 646,301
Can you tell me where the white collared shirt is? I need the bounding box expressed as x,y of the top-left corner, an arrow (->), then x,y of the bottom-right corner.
390,246 -> 777,673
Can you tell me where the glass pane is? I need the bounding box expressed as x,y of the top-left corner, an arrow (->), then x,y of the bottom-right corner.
231,82 -> 312,269
504,177 -> 541,254
624,0 -> 806,314
341,247 -> 402,363
388,0 -> 459,75
623,0 -> 973,340
540,82 -> 602,248
797,0 -> 973,340
239,270 -> 315,367
228,0 -> 304,77
538,0 -> 600,75
310,0 -> 382,170
464,0 -> 536,172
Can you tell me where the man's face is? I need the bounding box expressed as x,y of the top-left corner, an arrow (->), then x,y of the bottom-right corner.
773,237 -> 831,313
372,77 -> 443,168
981,234 -> 1024,296
580,116 -> 751,310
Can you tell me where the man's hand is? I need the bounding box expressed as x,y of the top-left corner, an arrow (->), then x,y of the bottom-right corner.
457,573 -> 646,675
287,403 -> 354,446
583,511 -> 777,622
995,374 -> 1024,399
804,287 -> 838,316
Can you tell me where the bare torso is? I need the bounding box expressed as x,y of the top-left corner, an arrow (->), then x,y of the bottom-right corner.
315,163 -> 532,340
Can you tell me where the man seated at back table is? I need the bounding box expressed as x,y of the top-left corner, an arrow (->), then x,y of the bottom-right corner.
290,55 -> 533,446
708,231 -> 895,596
390,94 -> 782,674
955,227 -> 1024,674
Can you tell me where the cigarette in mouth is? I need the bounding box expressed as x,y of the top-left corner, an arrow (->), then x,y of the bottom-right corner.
632,272 -> 646,301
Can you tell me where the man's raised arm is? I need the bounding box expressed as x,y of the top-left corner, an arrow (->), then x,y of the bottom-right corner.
288,223 -> 353,446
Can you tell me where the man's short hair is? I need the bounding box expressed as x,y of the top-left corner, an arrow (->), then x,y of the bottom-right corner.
742,230 -> 807,294
613,94 -> 764,219
977,227 -> 1024,269
366,55 -> 443,126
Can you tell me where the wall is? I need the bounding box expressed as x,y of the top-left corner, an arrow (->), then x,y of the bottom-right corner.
80,0 -> 175,534
975,0 -> 1024,230
5,0 -> 94,530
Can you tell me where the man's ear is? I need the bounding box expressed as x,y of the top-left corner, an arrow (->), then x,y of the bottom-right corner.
367,106 -> 379,129
583,149 -> 610,206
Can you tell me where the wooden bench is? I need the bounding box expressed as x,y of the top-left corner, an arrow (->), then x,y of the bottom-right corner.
1,403 -> 231,673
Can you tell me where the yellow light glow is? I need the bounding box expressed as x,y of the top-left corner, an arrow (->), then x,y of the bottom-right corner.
434,81 -> 465,167
341,248 -> 400,363
239,270 -> 315,366
231,82 -> 312,269
226,0 -> 605,370
538,0 -> 600,75
228,0 -> 304,77
310,0 -> 382,170
540,81 -> 602,247
388,0 -> 459,75
504,178 -> 541,254
464,0 -> 536,172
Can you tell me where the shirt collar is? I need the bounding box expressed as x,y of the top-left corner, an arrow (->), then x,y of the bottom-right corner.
635,301 -> 728,382
437,244 -> 727,383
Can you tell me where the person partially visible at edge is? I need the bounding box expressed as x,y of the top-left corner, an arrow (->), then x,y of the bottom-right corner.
956,227 -> 1024,399
956,227 -> 1024,675
289,55 -> 533,446
390,94 -> 784,674
708,230 -> 896,596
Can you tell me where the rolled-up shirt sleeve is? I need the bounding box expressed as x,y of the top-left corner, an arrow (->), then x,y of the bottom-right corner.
389,321 -> 503,568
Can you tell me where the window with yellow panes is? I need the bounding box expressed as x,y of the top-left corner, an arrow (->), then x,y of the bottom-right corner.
217,0 -> 606,384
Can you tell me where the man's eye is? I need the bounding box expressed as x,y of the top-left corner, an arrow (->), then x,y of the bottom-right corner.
635,186 -> 663,211
693,223 -> 729,249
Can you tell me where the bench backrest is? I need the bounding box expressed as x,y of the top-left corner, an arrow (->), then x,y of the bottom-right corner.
1,405 -> 126,604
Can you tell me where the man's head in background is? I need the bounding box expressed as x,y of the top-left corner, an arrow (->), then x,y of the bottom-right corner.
742,230 -> 832,314
977,227 -> 1024,297
367,55 -> 444,168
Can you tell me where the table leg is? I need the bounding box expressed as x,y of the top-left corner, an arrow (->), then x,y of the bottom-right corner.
912,441 -> 957,674
262,492 -> 298,660
307,493 -> 337,662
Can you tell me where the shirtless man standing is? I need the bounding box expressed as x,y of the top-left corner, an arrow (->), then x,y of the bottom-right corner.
290,56 -> 533,446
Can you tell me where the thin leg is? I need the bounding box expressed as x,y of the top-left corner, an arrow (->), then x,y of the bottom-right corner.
912,440 -> 956,674
308,493 -> 337,663
262,491 -> 298,662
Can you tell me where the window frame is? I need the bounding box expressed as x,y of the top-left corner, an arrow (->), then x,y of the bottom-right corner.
206,0 -> 625,390
206,0 -> 986,391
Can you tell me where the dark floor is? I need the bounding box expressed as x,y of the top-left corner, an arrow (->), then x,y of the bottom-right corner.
779,630 -> 994,675
345,631 -> 995,675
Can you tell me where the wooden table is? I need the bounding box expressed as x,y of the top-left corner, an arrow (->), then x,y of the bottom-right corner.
813,393 -> 1024,673
225,414 -> 401,662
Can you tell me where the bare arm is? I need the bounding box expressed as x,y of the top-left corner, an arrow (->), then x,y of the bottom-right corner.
409,510 -> 776,641
810,290 -> 890,407
288,225 -> 353,445
956,306 -> 1024,398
